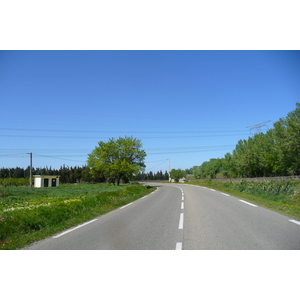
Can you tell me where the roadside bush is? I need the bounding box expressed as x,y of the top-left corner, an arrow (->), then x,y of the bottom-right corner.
0,178 -> 29,187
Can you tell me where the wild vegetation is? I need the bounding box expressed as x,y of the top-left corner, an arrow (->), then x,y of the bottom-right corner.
188,179 -> 300,220
0,183 -> 154,249
192,103 -> 300,179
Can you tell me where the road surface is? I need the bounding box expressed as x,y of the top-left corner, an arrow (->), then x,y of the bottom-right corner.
23,182 -> 300,250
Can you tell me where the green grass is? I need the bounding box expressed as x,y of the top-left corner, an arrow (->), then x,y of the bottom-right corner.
0,183 -> 155,250
186,180 -> 300,221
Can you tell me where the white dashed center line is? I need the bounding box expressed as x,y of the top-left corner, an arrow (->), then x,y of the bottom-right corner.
176,242 -> 182,250
178,213 -> 184,229
176,187 -> 185,250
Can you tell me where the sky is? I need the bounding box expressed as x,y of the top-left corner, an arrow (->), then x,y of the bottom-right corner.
1,50 -> 300,173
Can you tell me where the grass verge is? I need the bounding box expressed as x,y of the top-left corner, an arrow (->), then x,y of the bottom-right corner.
186,180 -> 300,221
0,183 -> 155,250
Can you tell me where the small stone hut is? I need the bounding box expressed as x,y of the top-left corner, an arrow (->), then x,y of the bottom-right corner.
34,175 -> 60,188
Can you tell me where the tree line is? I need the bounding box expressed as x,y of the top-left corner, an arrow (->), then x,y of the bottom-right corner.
0,165 -> 102,184
0,165 -> 171,184
135,170 -> 170,181
192,103 -> 300,179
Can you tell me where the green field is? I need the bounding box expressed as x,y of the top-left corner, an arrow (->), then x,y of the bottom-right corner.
187,179 -> 300,221
0,183 -> 155,250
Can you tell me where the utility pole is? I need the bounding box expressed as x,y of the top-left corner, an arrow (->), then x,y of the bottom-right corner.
247,120 -> 270,135
168,158 -> 171,182
28,152 -> 32,187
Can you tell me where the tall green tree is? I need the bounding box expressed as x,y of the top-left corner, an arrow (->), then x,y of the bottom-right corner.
220,152 -> 236,178
87,137 -> 146,185
169,169 -> 186,182
273,103 -> 300,175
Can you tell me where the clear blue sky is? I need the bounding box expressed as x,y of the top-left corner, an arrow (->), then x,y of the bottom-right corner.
1,50 -> 300,173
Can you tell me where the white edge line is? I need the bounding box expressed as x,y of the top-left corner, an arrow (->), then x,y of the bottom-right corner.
53,219 -> 98,238
210,189 -> 216,191
289,219 -> 300,226
175,242 -> 182,250
178,213 -> 184,229
120,203 -> 133,209
145,189 -> 157,197
221,193 -> 230,196
121,189 -> 156,209
239,200 -> 257,207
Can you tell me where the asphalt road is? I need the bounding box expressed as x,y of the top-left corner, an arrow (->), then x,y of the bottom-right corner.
23,182 -> 300,250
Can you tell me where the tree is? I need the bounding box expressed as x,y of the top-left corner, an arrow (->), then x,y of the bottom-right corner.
223,152 -> 237,178
273,103 -> 300,175
169,169 -> 186,182
87,136 -> 146,185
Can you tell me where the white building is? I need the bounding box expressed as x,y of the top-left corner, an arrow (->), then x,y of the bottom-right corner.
34,175 -> 60,188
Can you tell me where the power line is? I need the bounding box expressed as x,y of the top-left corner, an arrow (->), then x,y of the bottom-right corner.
0,149 -> 90,153
146,145 -> 234,151
0,133 -> 247,139
0,145 -> 235,156
0,152 -> 86,162
0,127 -> 249,140
0,153 -> 28,157
0,127 -> 249,134
33,153 -> 86,163
145,159 -> 170,164
0,145 -> 235,151
145,159 -> 169,171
